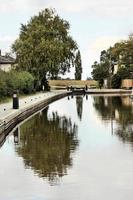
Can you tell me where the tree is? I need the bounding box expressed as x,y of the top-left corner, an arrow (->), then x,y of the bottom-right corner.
111,35 -> 133,76
91,34 -> 133,89
117,67 -> 131,79
111,74 -> 121,89
76,96 -> 83,120
75,50 -> 82,80
12,8 -> 78,89
17,71 -> 34,93
91,61 -> 109,87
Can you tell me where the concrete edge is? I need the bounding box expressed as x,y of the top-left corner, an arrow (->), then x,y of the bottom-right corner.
0,92 -> 70,139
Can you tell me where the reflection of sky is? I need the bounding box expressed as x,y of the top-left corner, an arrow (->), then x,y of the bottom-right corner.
48,96 -> 115,148
0,95 -> 133,199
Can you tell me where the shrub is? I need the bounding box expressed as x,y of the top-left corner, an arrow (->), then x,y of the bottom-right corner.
17,71 -> 34,94
111,74 -> 121,89
0,70 -> 34,98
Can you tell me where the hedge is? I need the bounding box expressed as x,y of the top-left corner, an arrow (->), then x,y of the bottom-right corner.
0,70 -> 34,97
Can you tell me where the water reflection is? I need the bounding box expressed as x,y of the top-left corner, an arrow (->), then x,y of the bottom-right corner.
13,127 -> 20,144
76,96 -> 83,120
93,96 -> 133,143
14,107 -> 79,185
93,96 -> 114,120
1,95 -> 133,199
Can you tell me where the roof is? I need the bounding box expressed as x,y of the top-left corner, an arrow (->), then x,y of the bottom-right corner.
0,56 -> 15,64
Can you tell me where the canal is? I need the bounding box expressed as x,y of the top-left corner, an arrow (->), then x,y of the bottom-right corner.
0,95 -> 133,200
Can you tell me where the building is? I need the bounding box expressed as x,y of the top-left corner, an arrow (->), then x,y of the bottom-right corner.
0,50 -> 15,72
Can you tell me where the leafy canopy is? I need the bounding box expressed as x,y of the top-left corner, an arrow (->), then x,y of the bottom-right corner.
75,50 -> 82,80
12,8 -> 78,81
91,34 -> 133,88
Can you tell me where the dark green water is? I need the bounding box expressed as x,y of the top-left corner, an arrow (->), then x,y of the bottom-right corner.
0,95 -> 133,200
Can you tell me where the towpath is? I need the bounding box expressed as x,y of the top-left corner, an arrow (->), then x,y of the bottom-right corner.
0,90 -> 67,122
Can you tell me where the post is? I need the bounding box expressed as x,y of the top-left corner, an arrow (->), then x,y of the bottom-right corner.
13,91 -> 19,109
42,85 -> 45,92
85,85 -> 88,91
67,85 -> 69,91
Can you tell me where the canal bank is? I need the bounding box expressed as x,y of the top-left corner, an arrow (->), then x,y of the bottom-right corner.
86,89 -> 132,94
0,91 -> 70,137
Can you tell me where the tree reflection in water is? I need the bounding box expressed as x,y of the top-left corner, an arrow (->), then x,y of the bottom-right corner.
93,96 -> 133,143
76,96 -> 83,120
15,107 -> 79,185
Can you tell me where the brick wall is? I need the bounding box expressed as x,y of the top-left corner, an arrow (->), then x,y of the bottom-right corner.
121,79 -> 133,89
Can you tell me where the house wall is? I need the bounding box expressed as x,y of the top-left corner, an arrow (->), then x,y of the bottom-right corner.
0,64 -> 12,72
113,64 -> 119,74
121,79 -> 133,89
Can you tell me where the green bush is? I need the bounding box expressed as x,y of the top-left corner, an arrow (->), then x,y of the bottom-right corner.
17,71 -> 34,94
0,70 -> 8,96
0,70 -> 34,97
0,78 -> 7,97
111,74 -> 121,89
6,71 -> 19,95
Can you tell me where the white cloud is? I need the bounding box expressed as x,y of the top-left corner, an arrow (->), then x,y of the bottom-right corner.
57,0 -> 133,16
0,35 -> 16,42
0,0 -> 133,17
0,35 -> 17,53
90,36 -> 126,54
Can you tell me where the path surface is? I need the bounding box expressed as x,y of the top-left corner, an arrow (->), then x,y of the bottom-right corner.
0,90 -> 66,122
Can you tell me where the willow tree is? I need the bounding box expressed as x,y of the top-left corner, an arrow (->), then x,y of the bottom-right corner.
12,8 -> 78,88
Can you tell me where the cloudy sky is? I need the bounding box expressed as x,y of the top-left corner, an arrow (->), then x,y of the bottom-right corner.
0,0 -> 133,79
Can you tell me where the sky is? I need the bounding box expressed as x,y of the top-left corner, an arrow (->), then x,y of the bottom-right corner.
0,0 -> 133,79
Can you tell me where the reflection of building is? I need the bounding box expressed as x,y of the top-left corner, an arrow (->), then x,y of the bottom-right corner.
121,96 -> 132,106
113,64 -> 119,74
104,97 -> 108,107
115,109 -> 120,120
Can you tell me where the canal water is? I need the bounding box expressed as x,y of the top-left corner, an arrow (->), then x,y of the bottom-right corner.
0,95 -> 133,200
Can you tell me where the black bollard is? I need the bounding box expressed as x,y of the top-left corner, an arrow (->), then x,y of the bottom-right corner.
13,91 -> 19,109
